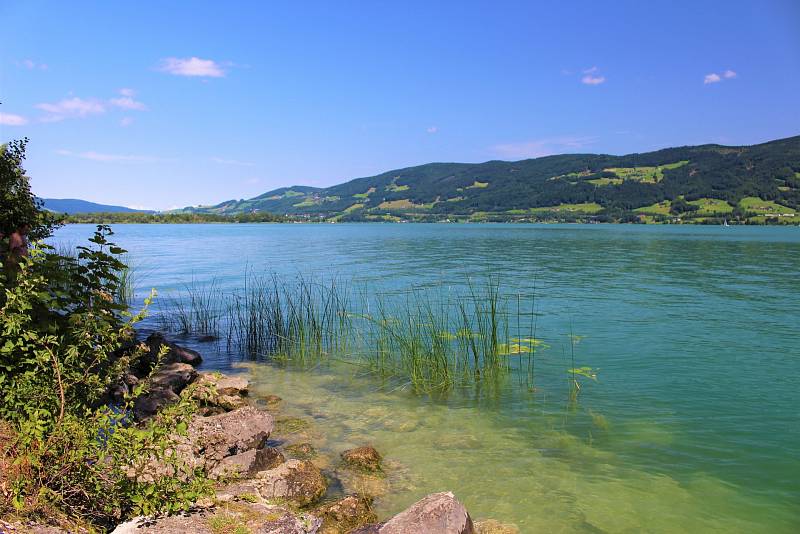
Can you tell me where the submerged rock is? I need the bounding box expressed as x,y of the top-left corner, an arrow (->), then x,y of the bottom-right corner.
285,442 -> 317,460
254,459 -> 328,507
474,519 -> 520,534
314,495 -> 377,534
353,492 -> 474,534
341,446 -> 382,473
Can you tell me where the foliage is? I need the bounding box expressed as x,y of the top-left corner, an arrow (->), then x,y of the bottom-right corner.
0,138 -> 62,241
0,226 -> 211,529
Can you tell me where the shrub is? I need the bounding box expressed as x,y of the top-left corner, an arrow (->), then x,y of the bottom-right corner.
0,226 -> 211,530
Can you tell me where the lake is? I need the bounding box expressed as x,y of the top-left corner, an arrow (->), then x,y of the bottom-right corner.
52,223 -> 800,532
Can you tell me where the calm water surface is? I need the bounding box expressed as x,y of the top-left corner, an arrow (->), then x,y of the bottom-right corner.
53,223 -> 800,532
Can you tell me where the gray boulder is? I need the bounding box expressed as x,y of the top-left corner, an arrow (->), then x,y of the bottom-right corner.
210,446 -> 286,479
185,406 -> 274,465
354,492 -> 474,534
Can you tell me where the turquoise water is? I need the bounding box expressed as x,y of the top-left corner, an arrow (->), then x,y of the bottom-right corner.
52,223 -> 800,532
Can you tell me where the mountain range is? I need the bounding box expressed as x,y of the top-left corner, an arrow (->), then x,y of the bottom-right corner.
43,198 -> 152,215
174,135 -> 800,223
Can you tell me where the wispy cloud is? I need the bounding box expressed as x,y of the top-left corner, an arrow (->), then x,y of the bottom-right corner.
211,157 -> 254,166
56,149 -> 157,163
18,59 -> 48,70
581,66 -> 606,85
426,126 -> 439,134
120,117 -> 134,127
490,136 -> 597,159
0,112 -> 29,126
36,97 -> 106,122
109,88 -> 147,110
704,69 -> 737,84
158,57 -> 225,77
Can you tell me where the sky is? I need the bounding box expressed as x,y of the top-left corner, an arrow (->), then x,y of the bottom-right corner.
1,0 -> 799,210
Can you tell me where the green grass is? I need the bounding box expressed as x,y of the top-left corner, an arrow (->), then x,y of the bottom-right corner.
353,187 -> 376,199
739,197 -> 796,216
687,198 -> 734,215
466,181 -> 489,189
634,201 -> 671,215
603,160 -> 689,183
587,177 -> 623,186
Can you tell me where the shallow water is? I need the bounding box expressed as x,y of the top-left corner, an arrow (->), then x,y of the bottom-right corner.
52,223 -> 800,532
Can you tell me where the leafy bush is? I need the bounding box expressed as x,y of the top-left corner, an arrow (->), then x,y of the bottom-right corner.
0,226 -> 211,530
0,138 -> 61,241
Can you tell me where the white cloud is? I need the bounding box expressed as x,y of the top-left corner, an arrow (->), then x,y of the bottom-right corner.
426,126 -> 438,134
56,149 -> 156,163
158,57 -> 225,77
120,117 -> 134,127
211,157 -> 254,166
704,70 -> 737,85
0,112 -> 29,126
491,136 -> 597,159
19,59 -> 47,70
110,96 -> 147,110
580,66 -> 606,85
109,88 -> 147,110
36,97 -> 106,121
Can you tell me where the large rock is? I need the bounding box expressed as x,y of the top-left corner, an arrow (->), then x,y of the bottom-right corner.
210,446 -> 286,479
191,372 -> 250,413
140,332 -> 203,372
150,362 -> 198,392
185,406 -> 274,465
341,446 -> 382,472
314,495 -> 377,534
133,386 -> 179,420
254,459 -> 328,507
353,492 -> 474,534
132,361 -> 198,421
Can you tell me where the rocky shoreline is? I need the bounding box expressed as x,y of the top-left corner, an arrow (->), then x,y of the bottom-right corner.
2,334 -> 517,534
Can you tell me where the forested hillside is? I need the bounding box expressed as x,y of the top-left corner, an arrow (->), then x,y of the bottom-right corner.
177,136 -> 800,224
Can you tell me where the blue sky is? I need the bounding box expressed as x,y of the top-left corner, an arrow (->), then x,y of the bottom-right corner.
1,0 -> 798,210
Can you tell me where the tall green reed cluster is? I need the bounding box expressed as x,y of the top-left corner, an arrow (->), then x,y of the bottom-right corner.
157,274 -> 541,392
226,275 -> 352,364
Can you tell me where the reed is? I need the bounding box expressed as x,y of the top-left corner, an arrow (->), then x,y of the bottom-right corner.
159,278 -> 223,336
158,273 -> 540,392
